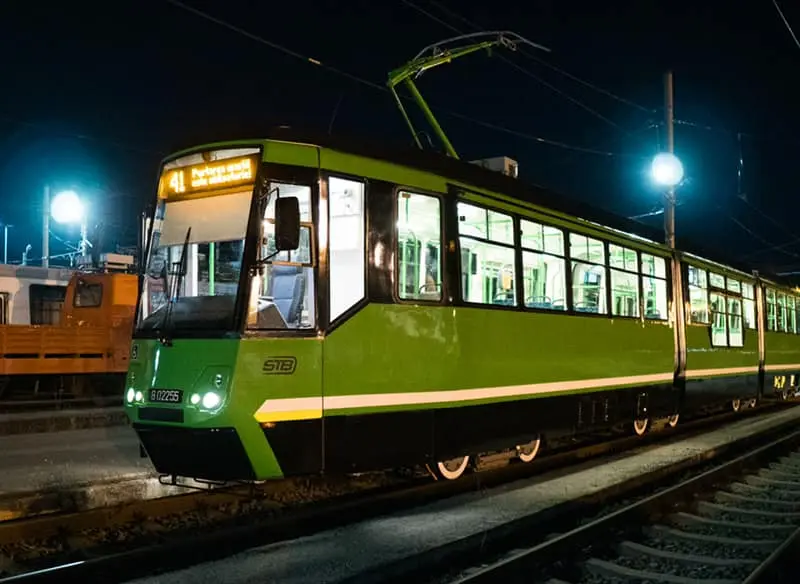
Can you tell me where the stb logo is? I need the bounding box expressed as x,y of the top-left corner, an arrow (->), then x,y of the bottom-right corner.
131,344 -> 139,360
263,356 -> 297,375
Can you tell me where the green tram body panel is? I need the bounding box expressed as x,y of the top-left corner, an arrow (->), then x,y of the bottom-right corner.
684,325 -> 759,372
323,305 -> 674,409
764,332 -> 800,368
127,134 -> 800,482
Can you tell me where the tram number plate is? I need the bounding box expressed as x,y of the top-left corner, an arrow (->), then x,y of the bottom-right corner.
149,389 -> 183,404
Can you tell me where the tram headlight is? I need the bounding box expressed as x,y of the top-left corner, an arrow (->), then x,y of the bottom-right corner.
202,391 -> 221,410
190,393 -> 201,405
126,388 -> 135,403
135,391 -> 144,402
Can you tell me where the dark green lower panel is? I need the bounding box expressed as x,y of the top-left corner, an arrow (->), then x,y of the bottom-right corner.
134,374 -> 761,482
267,382 -> 681,476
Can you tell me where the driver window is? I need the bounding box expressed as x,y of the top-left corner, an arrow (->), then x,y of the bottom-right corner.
74,280 -> 103,308
247,183 -> 316,330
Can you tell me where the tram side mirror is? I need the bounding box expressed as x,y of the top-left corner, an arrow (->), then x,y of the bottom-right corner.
274,196 -> 300,251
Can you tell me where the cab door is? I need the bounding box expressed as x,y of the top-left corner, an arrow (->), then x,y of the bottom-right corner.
245,159 -> 324,477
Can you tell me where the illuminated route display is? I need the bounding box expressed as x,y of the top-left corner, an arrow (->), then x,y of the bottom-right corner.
159,154 -> 258,197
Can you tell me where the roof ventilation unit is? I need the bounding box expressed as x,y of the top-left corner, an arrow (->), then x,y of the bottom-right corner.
469,156 -> 519,179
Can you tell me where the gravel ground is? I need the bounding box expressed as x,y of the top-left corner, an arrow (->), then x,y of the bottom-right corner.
641,534 -> 769,560
704,508 -> 797,525
669,519 -> 787,540
0,471 -> 406,577
731,482 -> 800,500
610,550 -> 753,580
450,447 -> 800,584
715,491 -> 800,510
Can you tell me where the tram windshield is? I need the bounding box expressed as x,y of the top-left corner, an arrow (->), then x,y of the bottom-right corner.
137,148 -> 262,335
137,190 -> 250,334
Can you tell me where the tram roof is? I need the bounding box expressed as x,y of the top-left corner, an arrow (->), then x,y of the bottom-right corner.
166,125 -> 793,287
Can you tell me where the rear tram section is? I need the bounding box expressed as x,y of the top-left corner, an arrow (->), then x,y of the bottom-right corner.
125,137 -> 800,484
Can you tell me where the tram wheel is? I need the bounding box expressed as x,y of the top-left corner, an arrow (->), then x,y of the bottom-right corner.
633,417 -> 650,436
434,455 -> 470,480
667,413 -> 679,428
516,436 -> 542,463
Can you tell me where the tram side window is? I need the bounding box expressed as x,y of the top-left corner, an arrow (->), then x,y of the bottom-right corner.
397,192 -> 442,302
775,292 -> 789,333
795,296 -> 800,334
329,177 -> 365,321
687,265 -> 709,324
710,292 -> 728,346
709,272 -> 725,289
570,233 -> 606,314
788,296 -> 797,334
741,282 -> 756,329
458,202 -> 516,306
520,220 -> 566,311
609,244 -> 639,317
727,296 -> 744,347
766,288 -> 777,331
709,291 -> 743,347
641,254 -> 668,320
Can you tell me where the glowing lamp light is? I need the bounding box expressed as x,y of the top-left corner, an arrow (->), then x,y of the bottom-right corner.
50,190 -> 85,224
650,153 -> 684,188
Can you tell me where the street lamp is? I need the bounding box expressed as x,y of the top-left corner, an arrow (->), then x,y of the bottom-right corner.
650,153 -> 684,188
50,190 -> 84,225
50,190 -> 89,257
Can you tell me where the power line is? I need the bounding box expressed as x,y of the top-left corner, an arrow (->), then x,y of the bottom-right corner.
405,0 -> 800,266
726,213 -> 800,260
399,0 -> 629,134
163,0 -> 644,159
772,0 -> 800,51
426,0 -> 656,114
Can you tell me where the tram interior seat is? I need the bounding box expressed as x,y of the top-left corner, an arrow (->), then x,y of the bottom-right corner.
526,296 -> 552,309
493,291 -> 515,306
267,264 -> 306,326
418,283 -> 441,302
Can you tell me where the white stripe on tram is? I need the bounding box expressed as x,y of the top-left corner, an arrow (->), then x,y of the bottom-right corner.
254,365 -> 790,422
254,372 -> 674,421
685,366 -> 758,379
764,363 -> 800,372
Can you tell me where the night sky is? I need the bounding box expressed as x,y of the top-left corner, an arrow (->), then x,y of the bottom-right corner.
2,1 -> 800,276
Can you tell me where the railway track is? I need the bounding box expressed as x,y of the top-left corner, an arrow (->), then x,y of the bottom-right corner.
0,401 -> 794,583
0,396 -> 122,414
445,426 -> 800,584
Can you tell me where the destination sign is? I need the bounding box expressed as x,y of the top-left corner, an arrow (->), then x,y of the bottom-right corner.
159,154 -> 258,197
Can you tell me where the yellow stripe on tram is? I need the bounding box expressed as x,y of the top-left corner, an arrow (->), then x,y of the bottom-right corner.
254,409 -> 323,423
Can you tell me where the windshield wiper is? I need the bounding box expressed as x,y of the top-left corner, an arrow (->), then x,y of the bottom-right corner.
158,227 -> 191,347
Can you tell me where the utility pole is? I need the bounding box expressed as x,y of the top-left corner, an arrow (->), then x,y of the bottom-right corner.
3,224 -> 11,264
42,185 -> 50,267
664,71 -> 676,249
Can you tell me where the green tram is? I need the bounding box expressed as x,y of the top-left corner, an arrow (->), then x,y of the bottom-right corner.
126,130 -> 800,483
